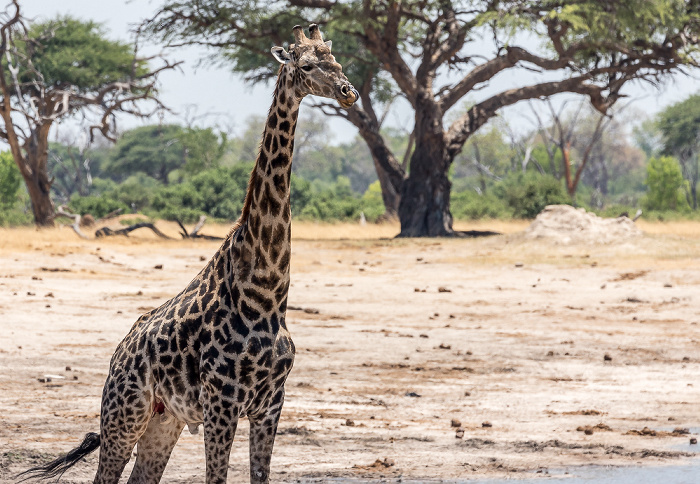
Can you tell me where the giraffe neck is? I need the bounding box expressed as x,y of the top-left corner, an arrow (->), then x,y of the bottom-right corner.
230,65 -> 301,287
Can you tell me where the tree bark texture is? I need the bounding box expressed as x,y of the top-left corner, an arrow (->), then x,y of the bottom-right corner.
398,96 -> 453,237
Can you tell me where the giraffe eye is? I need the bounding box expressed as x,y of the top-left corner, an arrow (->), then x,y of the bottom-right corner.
300,65 -> 314,72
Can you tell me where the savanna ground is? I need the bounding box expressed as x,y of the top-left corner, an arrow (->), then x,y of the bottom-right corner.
0,219 -> 699,482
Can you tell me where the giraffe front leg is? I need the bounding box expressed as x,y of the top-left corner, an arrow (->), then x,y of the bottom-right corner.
202,390 -> 240,484
248,387 -> 286,484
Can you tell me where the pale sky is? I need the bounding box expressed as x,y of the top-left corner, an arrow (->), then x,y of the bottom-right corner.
24,0 -> 700,146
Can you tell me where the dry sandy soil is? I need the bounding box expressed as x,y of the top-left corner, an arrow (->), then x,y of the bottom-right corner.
0,219 -> 699,482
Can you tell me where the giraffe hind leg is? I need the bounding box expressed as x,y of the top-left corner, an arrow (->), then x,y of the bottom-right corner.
126,414 -> 184,484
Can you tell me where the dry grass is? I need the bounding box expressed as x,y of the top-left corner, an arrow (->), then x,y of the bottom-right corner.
1,219 -> 699,257
636,220 -> 700,238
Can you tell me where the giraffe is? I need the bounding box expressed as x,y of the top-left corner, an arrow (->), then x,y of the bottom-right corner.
19,24 -> 358,484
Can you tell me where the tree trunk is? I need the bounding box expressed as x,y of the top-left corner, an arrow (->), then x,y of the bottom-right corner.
373,159 -> 401,219
15,129 -> 55,227
20,158 -> 55,226
398,97 -> 454,236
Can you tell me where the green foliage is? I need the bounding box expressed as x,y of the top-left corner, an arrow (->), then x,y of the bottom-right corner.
151,164 -> 252,222
451,172 -> 569,220
451,190 -> 509,220
103,125 -> 226,183
289,176 -> 384,222
658,94 -> 700,159
0,151 -> 21,207
497,173 -> 570,219
360,181 -> 387,221
0,151 -> 31,226
643,156 -> 690,211
23,17 -> 146,92
68,194 -> 129,219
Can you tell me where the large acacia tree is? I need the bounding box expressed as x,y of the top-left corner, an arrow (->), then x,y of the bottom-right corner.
147,0 -> 700,235
0,1 -> 178,226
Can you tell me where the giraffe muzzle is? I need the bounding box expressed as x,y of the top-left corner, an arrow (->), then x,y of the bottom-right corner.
337,84 -> 359,109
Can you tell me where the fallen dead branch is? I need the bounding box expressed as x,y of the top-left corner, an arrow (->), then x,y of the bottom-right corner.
53,205 -> 88,239
175,215 -> 223,240
95,223 -> 173,239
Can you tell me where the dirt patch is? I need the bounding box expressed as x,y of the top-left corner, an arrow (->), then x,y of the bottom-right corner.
524,204 -> 642,244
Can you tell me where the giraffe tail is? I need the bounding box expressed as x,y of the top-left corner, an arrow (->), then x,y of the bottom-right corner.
16,432 -> 100,482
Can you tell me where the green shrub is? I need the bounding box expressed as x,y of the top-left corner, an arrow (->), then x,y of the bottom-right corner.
643,156 -> 690,212
360,181 -> 387,221
68,194 -> 129,219
496,172 -> 569,218
150,164 -> 252,222
0,151 -> 21,208
451,190 -> 509,219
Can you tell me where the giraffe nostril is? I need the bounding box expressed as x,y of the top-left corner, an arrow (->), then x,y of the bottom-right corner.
340,84 -> 349,96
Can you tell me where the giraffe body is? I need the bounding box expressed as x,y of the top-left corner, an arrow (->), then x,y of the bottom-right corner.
19,24 -> 357,484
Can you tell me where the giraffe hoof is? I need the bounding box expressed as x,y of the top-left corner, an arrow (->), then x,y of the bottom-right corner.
187,423 -> 200,435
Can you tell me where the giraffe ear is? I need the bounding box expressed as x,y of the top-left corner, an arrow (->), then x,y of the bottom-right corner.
325,40 -> 332,51
271,46 -> 291,64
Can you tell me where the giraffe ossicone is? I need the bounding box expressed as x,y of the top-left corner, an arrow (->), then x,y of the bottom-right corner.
19,24 -> 357,484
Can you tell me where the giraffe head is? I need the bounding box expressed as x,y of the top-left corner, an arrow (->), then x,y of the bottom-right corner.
271,24 -> 359,109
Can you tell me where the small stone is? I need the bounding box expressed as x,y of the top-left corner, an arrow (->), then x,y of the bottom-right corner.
546,351 -> 554,357
346,419 -> 355,426
200,256 -> 206,261
419,334 -> 429,339
438,287 -> 451,293
481,421 -> 492,428
405,392 -> 421,398
603,354 -> 612,361
584,428 -> 594,435
691,438 -> 697,445
73,375 -> 78,380
27,292 -> 35,296
439,344 -> 451,350
136,290 -> 143,296
464,391 -> 471,397
455,428 -> 465,439
451,419 -> 461,428
154,264 -> 163,270
664,283 -> 673,288
44,292 -> 54,298
65,366 -> 72,371
514,262 -> 524,268
37,378 -> 46,383
414,288 -> 421,292
682,357 -> 690,362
